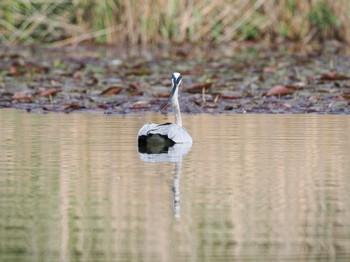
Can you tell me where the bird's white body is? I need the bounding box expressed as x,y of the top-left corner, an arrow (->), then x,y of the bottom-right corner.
138,72 -> 192,145
138,122 -> 192,144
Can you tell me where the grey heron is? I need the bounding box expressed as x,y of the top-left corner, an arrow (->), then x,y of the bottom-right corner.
138,72 -> 192,149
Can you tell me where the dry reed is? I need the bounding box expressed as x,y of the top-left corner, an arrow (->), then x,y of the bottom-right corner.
0,0 -> 349,46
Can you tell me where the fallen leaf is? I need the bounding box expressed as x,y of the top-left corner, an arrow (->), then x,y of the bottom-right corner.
220,94 -> 241,99
62,104 -> 85,111
340,94 -> 350,100
266,85 -> 294,97
130,104 -> 150,110
96,104 -> 108,109
12,92 -> 32,101
37,87 -> 59,97
129,83 -> 142,89
203,104 -> 218,109
100,86 -> 123,95
154,92 -> 171,98
42,106 -> 54,111
127,83 -> 143,95
285,84 -> 305,90
186,83 -> 212,93
320,71 -> 350,81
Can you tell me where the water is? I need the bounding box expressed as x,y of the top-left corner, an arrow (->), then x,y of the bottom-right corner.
0,109 -> 350,261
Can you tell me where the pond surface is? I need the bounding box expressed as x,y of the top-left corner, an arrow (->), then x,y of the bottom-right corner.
1,109 -> 350,261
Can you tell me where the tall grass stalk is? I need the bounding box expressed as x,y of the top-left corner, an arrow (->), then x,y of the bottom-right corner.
0,0 -> 349,46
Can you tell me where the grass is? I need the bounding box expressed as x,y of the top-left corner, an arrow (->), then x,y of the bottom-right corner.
0,0 -> 349,46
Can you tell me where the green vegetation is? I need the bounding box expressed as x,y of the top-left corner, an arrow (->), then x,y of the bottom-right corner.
0,0 -> 348,46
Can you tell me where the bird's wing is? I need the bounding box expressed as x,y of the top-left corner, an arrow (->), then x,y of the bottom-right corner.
166,124 -> 193,144
138,123 -> 192,144
143,123 -> 172,136
137,122 -> 158,137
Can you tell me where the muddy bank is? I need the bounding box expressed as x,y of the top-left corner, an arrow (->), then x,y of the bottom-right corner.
1,43 -> 350,114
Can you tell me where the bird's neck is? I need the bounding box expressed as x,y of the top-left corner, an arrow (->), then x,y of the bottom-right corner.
172,96 -> 182,127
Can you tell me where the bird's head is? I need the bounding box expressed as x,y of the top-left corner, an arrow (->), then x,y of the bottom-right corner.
158,72 -> 182,111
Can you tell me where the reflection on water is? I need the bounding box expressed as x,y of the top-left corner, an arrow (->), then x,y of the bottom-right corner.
138,141 -> 191,219
1,109 -> 350,261
138,143 -> 192,162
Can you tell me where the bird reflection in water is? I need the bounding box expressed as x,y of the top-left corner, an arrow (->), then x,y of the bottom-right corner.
138,143 -> 191,219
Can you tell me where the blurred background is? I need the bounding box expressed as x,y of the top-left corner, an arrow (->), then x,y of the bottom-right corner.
0,0 -> 349,47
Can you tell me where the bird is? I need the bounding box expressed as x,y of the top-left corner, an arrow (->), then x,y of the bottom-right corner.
138,72 -> 192,149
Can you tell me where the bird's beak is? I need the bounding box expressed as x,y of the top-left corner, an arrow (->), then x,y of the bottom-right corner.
158,75 -> 182,111
158,85 -> 177,110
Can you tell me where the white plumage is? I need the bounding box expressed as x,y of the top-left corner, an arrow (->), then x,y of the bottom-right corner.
138,122 -> 192,144
138,72 -> 192,147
